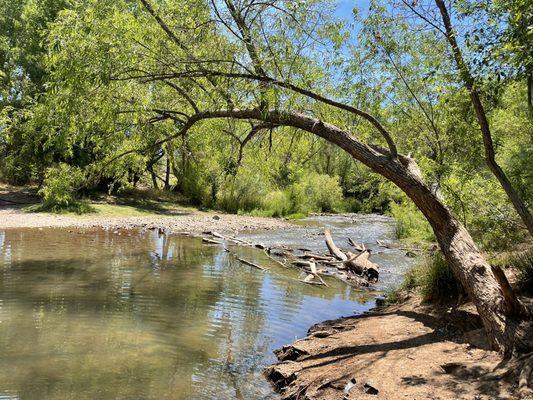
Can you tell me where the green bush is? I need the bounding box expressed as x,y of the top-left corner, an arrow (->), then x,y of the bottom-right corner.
216,170 -> 270,213
262,190 -> 291,217
38,163 -> 86,211
389,201 -> 434,243
290,173 -> 343,214
387,253 -> 463,304
418,253 -> 463,302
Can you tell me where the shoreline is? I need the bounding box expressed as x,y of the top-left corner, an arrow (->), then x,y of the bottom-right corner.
3,199 -> 517,399
0,207 -> 294,233
264,296 -> 517,400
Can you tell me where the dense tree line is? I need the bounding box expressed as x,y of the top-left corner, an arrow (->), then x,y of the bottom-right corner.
1,0 -> 532,354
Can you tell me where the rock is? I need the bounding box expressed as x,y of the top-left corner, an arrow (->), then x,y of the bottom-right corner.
344,378 -> 356,394
363,382 -> 379,395
273,344 -> 309,361
310,330 -> 332,338
212,215 -> 220,220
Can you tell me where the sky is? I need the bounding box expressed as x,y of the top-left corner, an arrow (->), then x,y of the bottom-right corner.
335,0 -> 371,21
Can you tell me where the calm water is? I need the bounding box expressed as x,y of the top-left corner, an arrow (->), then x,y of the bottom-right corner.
0,215 -> 413,399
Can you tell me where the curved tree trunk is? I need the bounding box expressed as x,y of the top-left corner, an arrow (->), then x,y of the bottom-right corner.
136,0 -> 531,355
175,108 -> 530,353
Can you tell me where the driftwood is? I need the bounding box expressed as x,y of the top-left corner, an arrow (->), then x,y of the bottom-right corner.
295,259 -> 329,287
325,229 -> 348,261
202,237 -> 222,245
348,238 -> 366,252
300,252 -> 335,261
351,251 -> 379,282
236,256 -> 268,271
376,240 -> 391,249
201,229 -> 380,288
325,229 -> 379,283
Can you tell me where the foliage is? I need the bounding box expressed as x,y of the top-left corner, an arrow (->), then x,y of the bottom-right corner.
387,253 -> 463,304
389,201 -> 435,243
216,169 -> 271,213
38,163 -> 86,211
290,173 -> 344,214
261,190 -> 292,217
0,0 -> 530,256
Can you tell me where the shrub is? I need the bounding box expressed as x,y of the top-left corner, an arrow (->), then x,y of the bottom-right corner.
389,201 -> 434,243
262,190 -> 291,217
216,170 -> 270,213
38,163 -> 86,211
386,253 -> 463,304
290,173 -> 343,214
417,253 -> 463,302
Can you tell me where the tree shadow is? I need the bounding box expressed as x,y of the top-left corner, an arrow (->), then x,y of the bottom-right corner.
0,186 -> 39,208
112,197 -> 192,216
299,308 -> 483,370
435,362 -> 516,400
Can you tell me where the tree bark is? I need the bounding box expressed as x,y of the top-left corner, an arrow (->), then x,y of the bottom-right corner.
164,153 -> 171,190
435,0 -> 533,237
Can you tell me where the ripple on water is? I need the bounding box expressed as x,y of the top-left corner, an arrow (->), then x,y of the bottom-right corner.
0,215 -> 414,399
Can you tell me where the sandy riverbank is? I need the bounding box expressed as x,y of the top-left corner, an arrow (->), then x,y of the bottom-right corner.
0,183 -> 294,233
265,295 -> 519,400
0,207 -> 293,233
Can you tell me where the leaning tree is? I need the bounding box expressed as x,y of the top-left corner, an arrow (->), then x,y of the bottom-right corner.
117,0 -> 532,356
50,0 -> 532,387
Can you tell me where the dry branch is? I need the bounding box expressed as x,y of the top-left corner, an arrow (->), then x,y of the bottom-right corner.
236,257 -> 268,271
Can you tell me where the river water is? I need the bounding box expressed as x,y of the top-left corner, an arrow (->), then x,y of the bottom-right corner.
0,214 -> 414,399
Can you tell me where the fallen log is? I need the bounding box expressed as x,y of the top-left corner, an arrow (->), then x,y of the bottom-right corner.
348,238 -> 365,252
202,237 -> 222,245
350,250 -> 379,282
212,231 -> 253,246
324,229 -> 348,261
236,257 -> 268,271
309,259 -> 329,287
264,250 -> 289,268
325,229 -> 379,282
300,252 -> 335,261
292,259 -> 314,267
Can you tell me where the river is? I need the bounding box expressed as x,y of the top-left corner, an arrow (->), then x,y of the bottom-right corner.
0,214 -> 414,399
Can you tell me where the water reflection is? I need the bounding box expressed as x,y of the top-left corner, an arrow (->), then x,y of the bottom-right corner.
0,227 -> 375,399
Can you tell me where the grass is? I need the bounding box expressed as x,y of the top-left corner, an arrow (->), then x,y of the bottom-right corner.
23,190 -> 197,218
491,248 -> 533,295
385,252 -> 463,305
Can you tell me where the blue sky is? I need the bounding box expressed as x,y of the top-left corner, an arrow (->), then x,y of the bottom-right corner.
335,0 -> 371,21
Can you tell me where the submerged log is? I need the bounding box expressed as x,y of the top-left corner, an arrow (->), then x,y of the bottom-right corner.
202,237 -> 222,245
236,257 -> 268,271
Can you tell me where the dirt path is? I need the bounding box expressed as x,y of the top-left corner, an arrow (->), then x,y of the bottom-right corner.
265,296 -> 518,400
